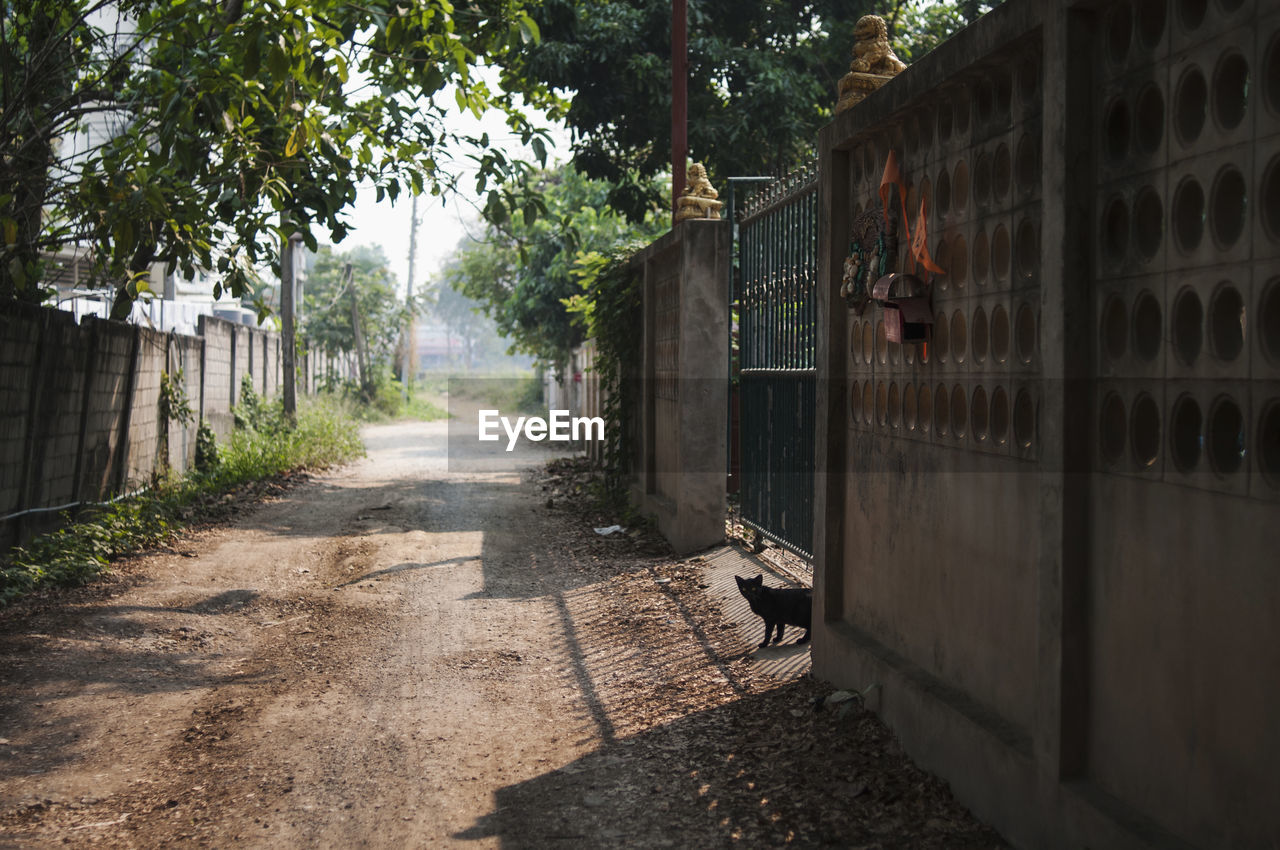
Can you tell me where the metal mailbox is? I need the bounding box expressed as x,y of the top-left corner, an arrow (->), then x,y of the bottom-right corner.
871,273 -> 933,344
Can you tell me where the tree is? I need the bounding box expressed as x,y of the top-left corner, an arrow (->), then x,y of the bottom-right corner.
431,279 -> 501,372
302,244 -> 408,392
507,0 -> 1002,220
440,163 -> 666,369
893,0 -> 1004,63
508,0 -> 877,220
0,0 -> 558,315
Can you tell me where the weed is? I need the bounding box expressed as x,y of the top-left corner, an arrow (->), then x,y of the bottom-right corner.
0,393 -> 363,606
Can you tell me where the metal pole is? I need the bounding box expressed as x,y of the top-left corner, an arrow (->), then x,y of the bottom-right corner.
671,0 -> 687,225
281,219 -> 298,420
401,193 -> 419,401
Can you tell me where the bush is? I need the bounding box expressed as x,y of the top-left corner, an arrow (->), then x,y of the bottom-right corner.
0,393 -> 364,606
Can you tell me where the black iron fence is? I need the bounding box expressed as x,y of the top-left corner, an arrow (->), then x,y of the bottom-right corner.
735,165 -> 817,558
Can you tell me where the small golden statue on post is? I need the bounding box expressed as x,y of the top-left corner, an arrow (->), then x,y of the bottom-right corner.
835,14 -> 908,114
674,162 -> 723,222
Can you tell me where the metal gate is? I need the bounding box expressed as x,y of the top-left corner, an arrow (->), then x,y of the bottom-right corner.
734,166 -> 817,559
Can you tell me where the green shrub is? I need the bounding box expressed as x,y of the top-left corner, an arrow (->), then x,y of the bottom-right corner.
0,393 -> 363,606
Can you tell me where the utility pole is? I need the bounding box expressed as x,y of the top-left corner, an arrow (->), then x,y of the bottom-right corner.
345,262 -> 369,393
281,217 -> 298,420
671,0 -> 687,225
400,194 -> 420,402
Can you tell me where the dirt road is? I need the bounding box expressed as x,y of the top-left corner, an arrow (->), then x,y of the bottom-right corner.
0,419 -> 1004,848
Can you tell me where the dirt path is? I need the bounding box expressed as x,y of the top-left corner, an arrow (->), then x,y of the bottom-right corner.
0,420 -> 1005,849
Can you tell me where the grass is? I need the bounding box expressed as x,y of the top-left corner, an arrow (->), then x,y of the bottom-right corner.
0,393 -> 364,606
444,373 -> 543,415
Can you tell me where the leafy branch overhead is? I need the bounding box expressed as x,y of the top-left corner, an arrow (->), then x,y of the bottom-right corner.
439,162 -> 665,371
0,0 -> 561,314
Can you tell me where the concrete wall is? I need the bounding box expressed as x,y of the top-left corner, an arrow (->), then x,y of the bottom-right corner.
1,305 -> 289,549
198,315 -> 235,443
813,1 -> 1280,847
630,219 -> 730,554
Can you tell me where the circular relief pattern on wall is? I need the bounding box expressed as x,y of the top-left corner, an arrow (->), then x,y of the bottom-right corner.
971,385 -> 989,443
991,304 -> 1011,363
1172,287 -> 1203,366
951,384 -> 968,439
934,310 -> 950,362
1132,186 -> 1163,260
1102,294 -> 1128,361
952,160 -> 970,213
991,386 -> 1010,446
1261,278 -> 1280,365
1135,0 -> 1166,48
974,151 -> 993,208
918,383 -> 933,434
888,382 -> 901,429
936,167 -> 952,215
1175,66 -> 1208,145
1100,391 -> 1127,464
951,234 -> 969,290
1014,388 -> 1035,450
1209,283 -> 1246,361
972,306 -> 989,364
1259,401 -> 1280,486
992,224 -> 1011,283
1267,32 -> 1280,118
1130,392 -> 1161,468
1213,52 -> 1250,131
1208,395 -> 1245,475
1133,290 -> 1163,362
1016,218 -> 1039,281
850,380 -> 861,420
1016,133 -> 1039,193
1178,0 -> 1207,32
934,383 -> 951,436
1015,303 -> 1037,365
973,228 -> 990,286
1135,83 -> 1165,155
1210,166 -> 1247,248
1171,394 -> 1203,472
904,382 -> 917,430
993,143 -> 1012,201
876,380 -> 888,426
1105,97 -> 1132,163
951,309 -> 968,364
1103,195 -> 1130,266
1264,155 -> 1280,242
1108,3 -> 1133,65
862,381 -> 874,426
1173,176 -> 1206,253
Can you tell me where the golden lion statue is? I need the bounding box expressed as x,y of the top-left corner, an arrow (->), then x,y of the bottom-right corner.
836,15 -> 908,114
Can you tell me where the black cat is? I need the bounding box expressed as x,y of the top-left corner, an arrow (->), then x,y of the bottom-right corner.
735,574 -> 812,648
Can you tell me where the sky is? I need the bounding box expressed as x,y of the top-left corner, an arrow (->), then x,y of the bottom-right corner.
331,85 -> 572,303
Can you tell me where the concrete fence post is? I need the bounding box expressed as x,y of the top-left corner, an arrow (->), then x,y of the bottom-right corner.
112,327 -> 141,495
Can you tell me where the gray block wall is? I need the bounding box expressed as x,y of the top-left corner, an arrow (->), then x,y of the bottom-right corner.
2,306 -> 289,549
630,219 -> 731,555
813,1 -> 1280,847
